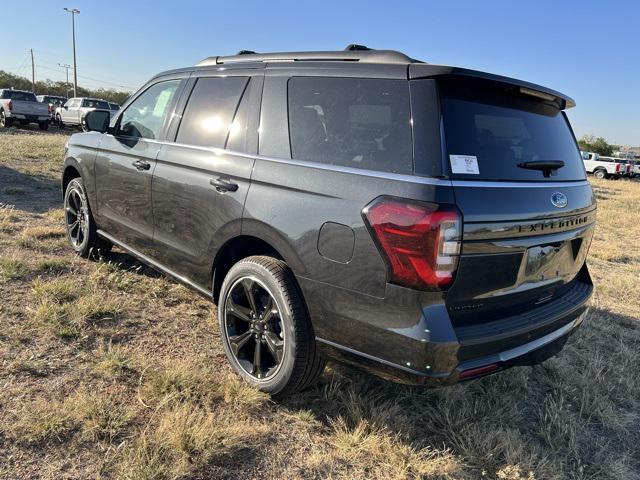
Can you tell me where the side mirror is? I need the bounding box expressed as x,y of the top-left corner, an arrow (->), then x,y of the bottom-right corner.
83,110 -> 110,133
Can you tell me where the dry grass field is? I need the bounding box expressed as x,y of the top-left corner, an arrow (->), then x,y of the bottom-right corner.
0,127 -> 639,480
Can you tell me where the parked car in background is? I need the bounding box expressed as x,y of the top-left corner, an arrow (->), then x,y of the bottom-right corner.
56,97 -> 114,128
630,160 -> 640,178
0,89 -> 50,130
64,45 -> 595,396
614,158 -> 634,177
37,95 -> 68,122
108,102 -> 120,112
583,155 -> 625,179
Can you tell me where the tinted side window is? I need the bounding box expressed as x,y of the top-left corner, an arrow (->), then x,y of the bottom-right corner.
288,77 -> 413,174
176,76 -> 248,148
118,80 -> 180,140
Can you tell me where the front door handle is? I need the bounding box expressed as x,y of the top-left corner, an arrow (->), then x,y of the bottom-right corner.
210,177 -> 238,193
132,159 -> 151,171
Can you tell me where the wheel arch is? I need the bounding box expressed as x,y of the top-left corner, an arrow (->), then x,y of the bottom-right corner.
211,234 -> 286,303
61,162 -> 82,200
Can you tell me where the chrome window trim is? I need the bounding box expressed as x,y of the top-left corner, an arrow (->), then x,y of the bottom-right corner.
137,138 -> 592,189
148,138 -> 452,186
451,180 -> 591,188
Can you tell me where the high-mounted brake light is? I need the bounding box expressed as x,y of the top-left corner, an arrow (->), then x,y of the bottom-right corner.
363,197 -> 462,290
519,87 -> 556,102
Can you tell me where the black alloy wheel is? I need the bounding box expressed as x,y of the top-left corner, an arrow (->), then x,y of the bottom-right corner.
223,276 -> 285,380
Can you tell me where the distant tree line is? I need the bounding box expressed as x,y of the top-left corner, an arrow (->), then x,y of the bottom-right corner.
0,70 -> 131,105
578,135 -> 619,156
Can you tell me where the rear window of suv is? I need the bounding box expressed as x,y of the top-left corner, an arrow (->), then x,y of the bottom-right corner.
288,77 -> 413,174
439,79 -> 586,182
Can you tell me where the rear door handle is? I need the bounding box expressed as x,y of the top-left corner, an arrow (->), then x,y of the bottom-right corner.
209,177 -> 238,192
132,159 -> 151,171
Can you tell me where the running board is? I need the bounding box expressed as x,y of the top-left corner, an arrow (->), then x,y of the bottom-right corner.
97,230 -> 213,299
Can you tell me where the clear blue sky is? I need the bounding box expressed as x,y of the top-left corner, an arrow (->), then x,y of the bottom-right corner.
3,0 -> 639,145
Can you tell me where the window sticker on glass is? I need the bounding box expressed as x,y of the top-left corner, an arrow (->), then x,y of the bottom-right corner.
153,90 -> 173,117
449,155 -> 480,175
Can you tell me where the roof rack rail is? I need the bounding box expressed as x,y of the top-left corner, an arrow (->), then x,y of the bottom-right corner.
196,45 -> 419,67
344,44 -> 371,51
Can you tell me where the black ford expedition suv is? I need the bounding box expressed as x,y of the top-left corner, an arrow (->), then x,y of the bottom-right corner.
63,45 -> 595,396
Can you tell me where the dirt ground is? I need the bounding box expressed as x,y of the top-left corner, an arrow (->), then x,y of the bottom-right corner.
0,126 -> 639,480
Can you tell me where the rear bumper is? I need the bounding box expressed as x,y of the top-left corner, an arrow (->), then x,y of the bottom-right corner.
8,113 -> 49,121
304,267 -> 592,386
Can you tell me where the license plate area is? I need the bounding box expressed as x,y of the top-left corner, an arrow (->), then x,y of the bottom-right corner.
524,241 -> 577,282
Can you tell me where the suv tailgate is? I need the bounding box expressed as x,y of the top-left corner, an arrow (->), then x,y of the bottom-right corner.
436,75 -> 596,326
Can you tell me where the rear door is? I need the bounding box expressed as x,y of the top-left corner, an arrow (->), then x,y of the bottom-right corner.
94,78 -> 183,254
151,72 -> 263,288
414,77 -> 596,324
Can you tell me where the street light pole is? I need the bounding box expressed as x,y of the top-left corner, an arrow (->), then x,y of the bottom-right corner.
63,8 -> 80,97
58,63 -> 71,97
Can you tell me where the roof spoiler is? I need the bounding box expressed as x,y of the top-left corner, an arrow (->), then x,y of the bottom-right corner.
409,64 -> 576,109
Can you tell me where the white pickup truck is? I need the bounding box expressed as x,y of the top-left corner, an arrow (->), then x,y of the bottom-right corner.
582,151 -> 626,179
0,89 -> 50,130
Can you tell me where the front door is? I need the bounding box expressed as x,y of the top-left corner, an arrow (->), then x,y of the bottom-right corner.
152,74 -> 262,288
61,98 -> 79,124
94,79 -> 182,254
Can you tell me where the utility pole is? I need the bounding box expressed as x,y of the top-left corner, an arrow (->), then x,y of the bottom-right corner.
63,8 -> 80,97
30,49 -> 35,92
58,63 -> 71,96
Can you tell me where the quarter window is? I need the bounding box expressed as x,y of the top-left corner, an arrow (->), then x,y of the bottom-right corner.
176,76 -> 249,149
117,80 -> 180,140
287,77 -> 413,174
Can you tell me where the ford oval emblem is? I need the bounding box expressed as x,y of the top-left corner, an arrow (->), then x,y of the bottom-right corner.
551,192 -> 568,208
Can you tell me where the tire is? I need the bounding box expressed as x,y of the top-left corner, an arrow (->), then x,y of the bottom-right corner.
0,110 -> 11,128
56,114 -> 64,128
63,177 -> 112,259
39,120 -> 49,131
594,169 -> 606,180
218,255 -> 325,397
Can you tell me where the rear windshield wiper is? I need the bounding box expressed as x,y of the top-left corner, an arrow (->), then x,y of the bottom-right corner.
517,160 -> 565,178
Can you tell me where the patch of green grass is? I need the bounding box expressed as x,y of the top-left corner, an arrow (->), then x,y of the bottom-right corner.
93,343 -> 140,378
34,258 -> 70,275
32,277 -> 78,303
115,405 -> 267,479
17,225 -> 65,250
0,204 -> 20,233
0,256 -> 27,281
9,389 -> 134,444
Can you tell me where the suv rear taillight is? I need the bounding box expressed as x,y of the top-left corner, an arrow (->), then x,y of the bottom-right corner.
7,100 -> 12,111
363,197 -> 462,290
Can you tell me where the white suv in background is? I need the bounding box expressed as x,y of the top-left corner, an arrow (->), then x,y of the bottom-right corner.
55,97 -> 118,128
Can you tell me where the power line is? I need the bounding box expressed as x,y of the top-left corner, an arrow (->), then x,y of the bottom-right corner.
28,64 -> 135,90
32,48 -> 149,87
31,57 -> 137,90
